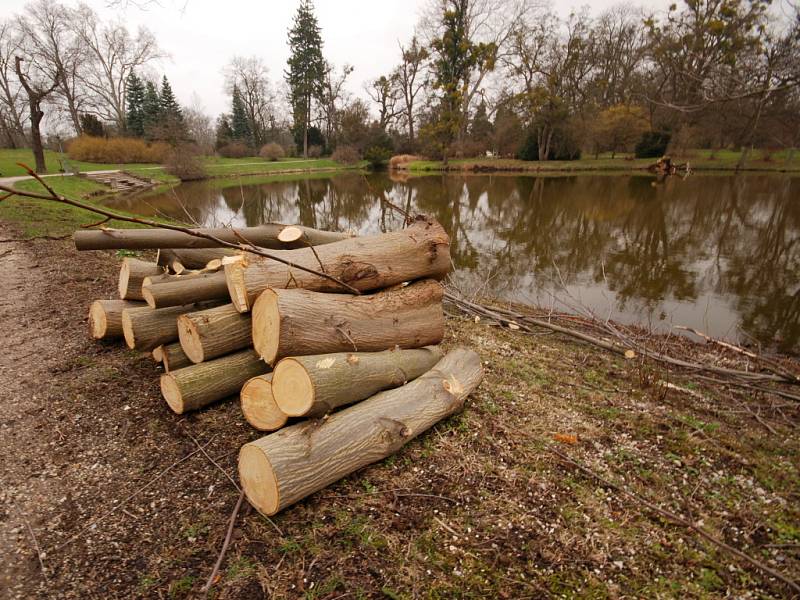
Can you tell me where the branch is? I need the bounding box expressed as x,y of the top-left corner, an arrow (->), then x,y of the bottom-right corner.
0,165 -> 361,295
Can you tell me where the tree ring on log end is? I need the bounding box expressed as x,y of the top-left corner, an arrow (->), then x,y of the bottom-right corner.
277,225 -> 303,243
239,443 -> 279,515
117,260 -> 131,299
177,315 -> 204,364
224,261 -> 249,312
240,375 -> 286,431
272,358 -> 315,416
121,310 -> 136,349
141,285 -> 157,309
252,289 -> 281,364
89,301 -> 107,339
152,345 -> 164,362
160,374 -> 185,414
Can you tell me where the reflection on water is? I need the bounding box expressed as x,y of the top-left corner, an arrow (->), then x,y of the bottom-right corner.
107,172 -> 800,352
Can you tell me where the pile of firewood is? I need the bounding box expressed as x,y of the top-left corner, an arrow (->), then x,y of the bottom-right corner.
81,219 -> 483,516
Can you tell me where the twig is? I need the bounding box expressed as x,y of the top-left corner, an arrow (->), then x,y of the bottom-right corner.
202,490 -> 245,596
81,216 -> 112,229
24,518 -> 49,586
182,427 -> 240,492
0,165 -> 361,295
550,446 -> 800,595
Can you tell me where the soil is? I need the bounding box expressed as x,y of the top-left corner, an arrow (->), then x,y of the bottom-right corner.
0,223 -> 798,599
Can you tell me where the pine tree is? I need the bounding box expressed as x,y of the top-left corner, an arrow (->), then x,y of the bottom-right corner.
159,75 -> 182,123
125,72 -> 145,137
142,80 -> 162,137
470,99 -> 493,146
215,114 -> 234,149
231,85 -> 252,145
285,0 -> 325,157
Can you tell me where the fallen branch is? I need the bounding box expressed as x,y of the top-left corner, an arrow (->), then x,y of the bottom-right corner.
24,518 -> 49,586
0,165 -> 360,295
201,490 -> 245,596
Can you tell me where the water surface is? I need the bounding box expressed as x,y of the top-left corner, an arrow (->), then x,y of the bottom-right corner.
107,172 -> 800,352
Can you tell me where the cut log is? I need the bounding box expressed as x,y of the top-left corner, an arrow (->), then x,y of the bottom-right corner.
177,303 -> 251,363
118,258 -> 162,300
273,346 -> 444,417
252,279 -> 445,365
142,271 -> 229,309
239,347 -> 482,516
122,302 -> 219,351
75,224 -> 351,250
157,248 -> 237,273
225,216 -> 450,312
89,299 -> 143,340
240,374 -> 287,431
160,349 -> 268,414
154,342 -> 192,372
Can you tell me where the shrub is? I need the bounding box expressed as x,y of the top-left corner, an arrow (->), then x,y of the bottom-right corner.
67,135 -> 169,163
164,143 -> 207,181
259,142 -> 285,161
217,142 -> 251,158
331,145 -> 361,165
635,131 -> 671,158
364,145 -> 391,168
389,154 -> 419,168
307,144 -> 323,158
518,131 -> 581,161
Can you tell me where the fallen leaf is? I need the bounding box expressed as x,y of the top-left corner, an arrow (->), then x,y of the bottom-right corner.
553,433 -> 578,445
624,350 -> 636,359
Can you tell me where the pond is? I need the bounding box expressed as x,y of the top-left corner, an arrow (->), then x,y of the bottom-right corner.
106,171 -> 800,353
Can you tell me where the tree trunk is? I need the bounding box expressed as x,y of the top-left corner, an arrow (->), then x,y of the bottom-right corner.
239,347 -> 482,515
225,216 -> 450,312
88,299 -> 143,340
240,373 -> 288,432
160,349 -> 268,414
118,258 -> 163,300
15,56 -> 54,174
142,271 -> 229,309
177,303 -> 252,364
252,279 -> 444,366
156,248 -> 238,273
121,301 -> 220,351
74,224 -> 350,251
153,342 -> 192,372
272,346 -> 443,417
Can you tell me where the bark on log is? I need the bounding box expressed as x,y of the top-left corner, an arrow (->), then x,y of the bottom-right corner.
89,299 -> 143,340
240,374 -> 287,432
122,302 -> 220,351
225,216 -> 450,312
157,248 -> 237,273
153,342 -> 192,372
252,279 -> 445,365
177,303 -> 252,363
142,271 -> 229,309
160,349 -> 268,414
273,346 -> 444,417
75,224 -> 351,250
238,347 -> 482,515
118,258 -> 163,300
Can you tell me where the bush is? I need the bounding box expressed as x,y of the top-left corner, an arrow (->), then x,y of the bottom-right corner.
331,145 -> 361,165
259,142 -> 285,161
307,144 -> 323,158
364,145 -> 391,168
67,135 -> 169,163
389,154 -> 419,168
164,144 -> 207,181
217,142 -> 251,158
518,131 -> 581,161
634,131 -> 671,158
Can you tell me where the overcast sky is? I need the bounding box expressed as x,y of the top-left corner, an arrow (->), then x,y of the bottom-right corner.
4,0 -> 672,119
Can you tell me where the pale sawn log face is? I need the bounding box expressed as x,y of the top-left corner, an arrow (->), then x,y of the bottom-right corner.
177,303 -> 252,364
240,373 -> 288,431
89,299 -> 143,339
238,347 -> 483,516
157,248 -> 237,272
118,258 -> 162,301
225,216 -> 451,312
252,279 -> 445,365
272,346 -> 444,417
160,349 -> 269,414
121,301 -> 222,351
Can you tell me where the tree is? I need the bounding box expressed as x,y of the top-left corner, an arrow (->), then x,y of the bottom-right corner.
14,55 -> 58,172
224,55 -> 275,148
125,71 -> 145,136
0,21 -> 27,147
470,98 -> 492,146
394,35 -> 429,146
285,0 -> 325,157
230,84 -> 252,145
159,75 -> 181,122
141,79 -> 161,136
320,61 -> 353,149
215,114 -> 233,149
79,112 -> 104,137
590,104 -> 649,157
366,74 -> 401,130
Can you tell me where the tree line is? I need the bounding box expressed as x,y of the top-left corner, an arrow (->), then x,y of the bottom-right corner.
2,0 -> 799,171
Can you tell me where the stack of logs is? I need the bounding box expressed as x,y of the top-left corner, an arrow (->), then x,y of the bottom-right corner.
80,219 -> 482,516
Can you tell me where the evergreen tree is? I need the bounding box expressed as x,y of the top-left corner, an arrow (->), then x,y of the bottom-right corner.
230,85 -> 252,145
125,72 -> 145,137
215,114 -> 234,149
470,99 -> 493,146
159,75 -> 182,122
285,0 -> 325,157
142,80 -> 162,136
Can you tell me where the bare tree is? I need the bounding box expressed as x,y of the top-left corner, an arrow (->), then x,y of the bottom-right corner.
365,74 -> 401,129
71,4 -> 162,129
394,35 -> 429,145
319,61 -> 353,148
224,55 -> 276,148
0,21 -> 27,147
14,55 -> 58,172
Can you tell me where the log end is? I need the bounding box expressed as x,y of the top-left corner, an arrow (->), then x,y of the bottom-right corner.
177,315 -> 205,364
224,259 -> 250,313
252,289 -> 280,364
141,284 -> 157,309
118,259 -> 131,299
239,442 -> 280,516
272,358 -> 315,416
152,345 -> 164,362
121,310 -> 136,350
88,300 -> 108,339
160,373 -> 185,414
240,374 -> 287,431
277,225 -> 303,243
